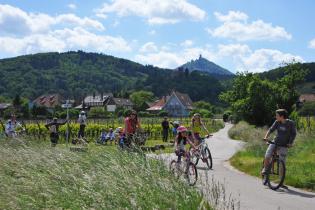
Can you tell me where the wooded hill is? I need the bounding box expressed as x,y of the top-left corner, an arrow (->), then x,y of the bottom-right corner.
0,51 -> 225,104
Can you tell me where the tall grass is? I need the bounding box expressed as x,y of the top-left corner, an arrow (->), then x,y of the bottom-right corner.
0,138 -> 212,209
229,121 -> 315,192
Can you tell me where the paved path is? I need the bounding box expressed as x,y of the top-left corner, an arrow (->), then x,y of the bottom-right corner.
151,123 -> 315,210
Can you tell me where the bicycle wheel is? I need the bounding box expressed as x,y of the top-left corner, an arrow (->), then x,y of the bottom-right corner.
170,160 -> 181,179
261,159 -> 268,185
267,158 -> 286,190
186,162 -> 198,186
204,147 -> 213,169
189,147 -> 199,166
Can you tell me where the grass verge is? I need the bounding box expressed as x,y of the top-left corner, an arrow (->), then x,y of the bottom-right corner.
0,138 -> 212,209
229,121 -> 315,192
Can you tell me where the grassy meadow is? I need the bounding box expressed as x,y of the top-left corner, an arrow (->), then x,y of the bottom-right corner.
0,138 -> 213,209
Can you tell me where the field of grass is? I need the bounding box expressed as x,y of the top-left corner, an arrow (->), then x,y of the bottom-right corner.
0,138 -> 213,209
229,121 -> 315,192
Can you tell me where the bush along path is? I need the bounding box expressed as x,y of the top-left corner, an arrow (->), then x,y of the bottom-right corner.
151,123 -> 315,210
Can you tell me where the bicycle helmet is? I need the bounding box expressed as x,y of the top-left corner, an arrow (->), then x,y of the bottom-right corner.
193,113 -> 201,117
173,121 -> 180,125
177,126 -> 187,133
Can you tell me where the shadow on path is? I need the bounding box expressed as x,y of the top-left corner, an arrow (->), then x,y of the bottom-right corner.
277,187 -> 315,198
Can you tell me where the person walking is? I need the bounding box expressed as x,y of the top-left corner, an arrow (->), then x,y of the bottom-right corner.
78,111 -> 87,138
161,117 -> 169,142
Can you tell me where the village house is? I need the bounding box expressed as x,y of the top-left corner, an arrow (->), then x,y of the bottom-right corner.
32,94 -> 74,110
106,97 -> 133,112
299,94 -> 315,103
32,94 -> 63,110
76,93 -> 133,112
147,91 -> 194,117
0,103 -> 12,116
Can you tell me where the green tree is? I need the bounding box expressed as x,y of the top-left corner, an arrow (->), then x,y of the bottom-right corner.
193,101 -> 213,112
13,94 -> 22,112
274,62 -> 309,113
130,91 -> 154,111
219,62 -> 308,125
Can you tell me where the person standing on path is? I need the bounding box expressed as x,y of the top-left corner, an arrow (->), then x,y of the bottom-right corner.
161,117 -> 169,142
45,117 -> 67,147
78,111 -> 87,138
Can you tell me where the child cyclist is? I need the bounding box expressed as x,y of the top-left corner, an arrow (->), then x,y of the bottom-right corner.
191,113 -> 211,146
174,126 -> 195,163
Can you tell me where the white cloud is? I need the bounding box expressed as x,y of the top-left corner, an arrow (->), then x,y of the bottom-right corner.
139,42 -> 158,53
237,49 -> 304,72
0,27 -> 131,56
217,44 -> 251,57
309,38 -> 315,49
180,40 -> 194,47
0,4 -> 105,36
135,45 -> 216,68
67,3 -> 77,10
214,11 -> 248,22
208,11 -> 292,41
95,0 -> 206,25
56,14 -> 105,31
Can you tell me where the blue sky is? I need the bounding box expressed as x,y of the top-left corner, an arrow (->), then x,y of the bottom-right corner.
0,0 -> 315,73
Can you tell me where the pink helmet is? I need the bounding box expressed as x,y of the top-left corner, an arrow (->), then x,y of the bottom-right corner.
177,126 -> 187,133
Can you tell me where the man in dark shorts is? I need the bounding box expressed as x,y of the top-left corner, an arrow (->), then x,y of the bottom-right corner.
261,109 -> 297,174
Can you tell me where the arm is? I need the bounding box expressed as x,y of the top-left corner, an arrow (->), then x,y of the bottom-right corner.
137,119 -> 141,129
124,119 -> 128,135
288,122 -> 297,146
59,120 -> 68,126
264,121 -> 277,140
45,122 -> 52,130
201,121 -> 210,135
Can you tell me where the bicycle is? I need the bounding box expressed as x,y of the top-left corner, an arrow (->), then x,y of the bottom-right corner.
189,135 -> 213,169
261,140 -> 286,190
169,150 -> 198,186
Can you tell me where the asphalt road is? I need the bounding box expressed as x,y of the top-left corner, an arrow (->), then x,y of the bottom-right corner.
151,123 -> 315,210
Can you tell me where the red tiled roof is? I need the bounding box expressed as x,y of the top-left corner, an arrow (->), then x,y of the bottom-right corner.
33,94 -> 62,108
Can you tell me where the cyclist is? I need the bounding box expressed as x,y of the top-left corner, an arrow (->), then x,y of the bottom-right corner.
124,110 -> 141,147
45,117 -> 67,147
261,109 -> 297,175
174,126 -> 195,163
191,113 -> 211,146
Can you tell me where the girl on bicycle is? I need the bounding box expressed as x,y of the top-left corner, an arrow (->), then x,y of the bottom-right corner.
174,126 -> 195,163
191,113 -> 211,146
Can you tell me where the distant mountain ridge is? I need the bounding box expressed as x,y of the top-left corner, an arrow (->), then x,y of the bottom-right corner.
179,55 -> 234,76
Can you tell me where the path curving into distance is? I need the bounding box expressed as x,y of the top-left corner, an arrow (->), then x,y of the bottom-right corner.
150,123 -> 315,210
